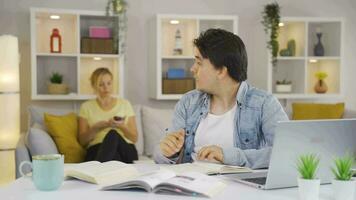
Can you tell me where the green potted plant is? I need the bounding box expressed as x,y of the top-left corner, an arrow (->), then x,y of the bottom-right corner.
331,154 -> 356,200
275,79 -> 292,93
261,2 -> 281,67
48,72 -> 68,94
297,154 -> 320,200
106,0 -> 128,55
314,71 -> 328,93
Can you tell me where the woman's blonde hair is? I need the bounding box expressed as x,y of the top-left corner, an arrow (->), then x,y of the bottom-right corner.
90,67 -> 113,89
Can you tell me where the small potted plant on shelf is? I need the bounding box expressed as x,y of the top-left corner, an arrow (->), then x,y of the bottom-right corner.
297,154 -> 320,200
48,72 -> 69,94
314,71 -> 328,93
275,79 -> 292,93
331,154 -> 356,200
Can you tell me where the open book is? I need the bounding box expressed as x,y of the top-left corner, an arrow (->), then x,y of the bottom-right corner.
160,161 -> 252,175
101,169 -> 227,198
64,161 -> 139,185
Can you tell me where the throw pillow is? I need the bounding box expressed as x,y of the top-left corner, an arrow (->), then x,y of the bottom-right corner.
292,103 -> 345,120
28,105 -> 73,131
44,112 -> 85,163
141,106 -> 174,156
25,127 -> 59,156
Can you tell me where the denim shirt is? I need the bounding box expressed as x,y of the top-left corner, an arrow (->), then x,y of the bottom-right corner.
153,81 -> 289,169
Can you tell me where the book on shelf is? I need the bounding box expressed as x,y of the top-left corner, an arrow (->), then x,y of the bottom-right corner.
101,169 -> 227,198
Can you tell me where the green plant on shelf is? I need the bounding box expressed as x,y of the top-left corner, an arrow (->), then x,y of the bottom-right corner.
315,71 -> 328,80
261,2 -> 281,67
50,72 -> 63,84
331,154 -> 355,181
276,79 -> 292,85
297,154 -> 320,179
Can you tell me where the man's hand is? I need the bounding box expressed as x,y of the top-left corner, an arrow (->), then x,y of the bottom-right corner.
160,129 -> 185,157
197,145 -> 224,163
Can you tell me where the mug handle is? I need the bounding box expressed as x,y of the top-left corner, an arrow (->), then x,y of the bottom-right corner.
19,161 -> 32,178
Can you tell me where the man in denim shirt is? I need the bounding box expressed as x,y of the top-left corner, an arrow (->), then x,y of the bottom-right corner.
154,29 -> 288,169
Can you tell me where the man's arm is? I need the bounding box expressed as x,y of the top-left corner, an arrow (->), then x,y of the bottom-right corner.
223,95 -> 289,169
153,95 -> 188,164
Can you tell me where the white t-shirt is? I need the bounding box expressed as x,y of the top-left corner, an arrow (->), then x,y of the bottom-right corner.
193,103 -> 237,160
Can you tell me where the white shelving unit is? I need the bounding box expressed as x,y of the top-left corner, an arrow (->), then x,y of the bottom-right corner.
149,14 -> 238,100
30,8 -> 124,100
267,17 -> 344,99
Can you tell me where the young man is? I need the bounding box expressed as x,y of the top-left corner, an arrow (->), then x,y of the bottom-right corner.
153,29 -> 288,169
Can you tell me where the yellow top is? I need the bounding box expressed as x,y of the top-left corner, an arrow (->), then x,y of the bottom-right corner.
79,98 -> 135,148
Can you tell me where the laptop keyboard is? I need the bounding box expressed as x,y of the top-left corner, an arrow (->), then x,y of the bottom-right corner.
242,177 -> 267,185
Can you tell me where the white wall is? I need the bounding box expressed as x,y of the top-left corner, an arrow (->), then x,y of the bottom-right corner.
1,0 -> 356,131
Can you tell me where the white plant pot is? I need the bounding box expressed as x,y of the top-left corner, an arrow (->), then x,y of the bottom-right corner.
275,84 -> 292,93
332,179 -> 356,200
298,178 -> 320,200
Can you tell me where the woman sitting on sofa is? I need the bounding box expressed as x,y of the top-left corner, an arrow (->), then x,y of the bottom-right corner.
78,67 -> 138,163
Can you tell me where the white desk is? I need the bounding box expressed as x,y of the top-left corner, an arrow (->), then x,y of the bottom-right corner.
0,175 -> 343,200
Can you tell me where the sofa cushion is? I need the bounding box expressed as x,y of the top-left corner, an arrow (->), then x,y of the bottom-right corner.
292,103 -> 345,120
141,106 -> 174,156
28,105 -> 74,131
25,127 -> 59,156
133,105 -> 144,155
44,112 -> 85,163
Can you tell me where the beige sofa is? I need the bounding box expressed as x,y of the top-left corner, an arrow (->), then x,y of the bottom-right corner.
15,104 -> 356,178
15,105 -> 174,178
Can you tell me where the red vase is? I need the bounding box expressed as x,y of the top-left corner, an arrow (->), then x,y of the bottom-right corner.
50,28 -> 62,53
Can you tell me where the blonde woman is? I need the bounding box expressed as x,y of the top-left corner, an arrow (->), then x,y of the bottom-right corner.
78,68 -> 138,163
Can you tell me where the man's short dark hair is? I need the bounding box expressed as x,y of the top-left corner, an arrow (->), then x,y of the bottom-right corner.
193,28 -> 248,82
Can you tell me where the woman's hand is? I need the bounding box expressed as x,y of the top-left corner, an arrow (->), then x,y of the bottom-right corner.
93,120 -> 111,130
197,145 -> 224,163
108,117 -> 126,129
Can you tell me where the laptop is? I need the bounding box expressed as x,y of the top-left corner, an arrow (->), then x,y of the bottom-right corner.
229,119 -> 356,190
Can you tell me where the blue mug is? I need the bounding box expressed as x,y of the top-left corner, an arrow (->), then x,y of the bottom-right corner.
19,154 -> 64,191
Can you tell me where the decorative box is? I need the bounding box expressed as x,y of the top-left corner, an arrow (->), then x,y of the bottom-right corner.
167,68 -> 185,79
89,26 -> 111,38
81,37 -> 115,54
162,78 -> 195,94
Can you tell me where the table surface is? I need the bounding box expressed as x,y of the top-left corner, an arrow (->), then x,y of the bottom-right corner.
0,164 -> 348,200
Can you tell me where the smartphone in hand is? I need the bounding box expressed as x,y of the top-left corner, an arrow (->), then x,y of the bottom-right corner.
113,116 -> 125,121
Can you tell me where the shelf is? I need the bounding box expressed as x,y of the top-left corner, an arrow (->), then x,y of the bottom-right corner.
79,57 -> 119,95
36,56 -> 78,95
31,8 -> 122,100
307,59 -> 340,94
35,12 -> 78,54
307,56 -> 340,60
150,14 -> 238,99
162,56 -> 194,59
278,21 -> 306,57
161,18 -> 197,57
307,22 -> 341,57
272,60 -> 305,94
268,17 -> 343,99
277,56 -> 305,60
162,59 -> 194,78
36,53 -> 77,57
80,54 -> 120,58
274,93 -> 343,99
